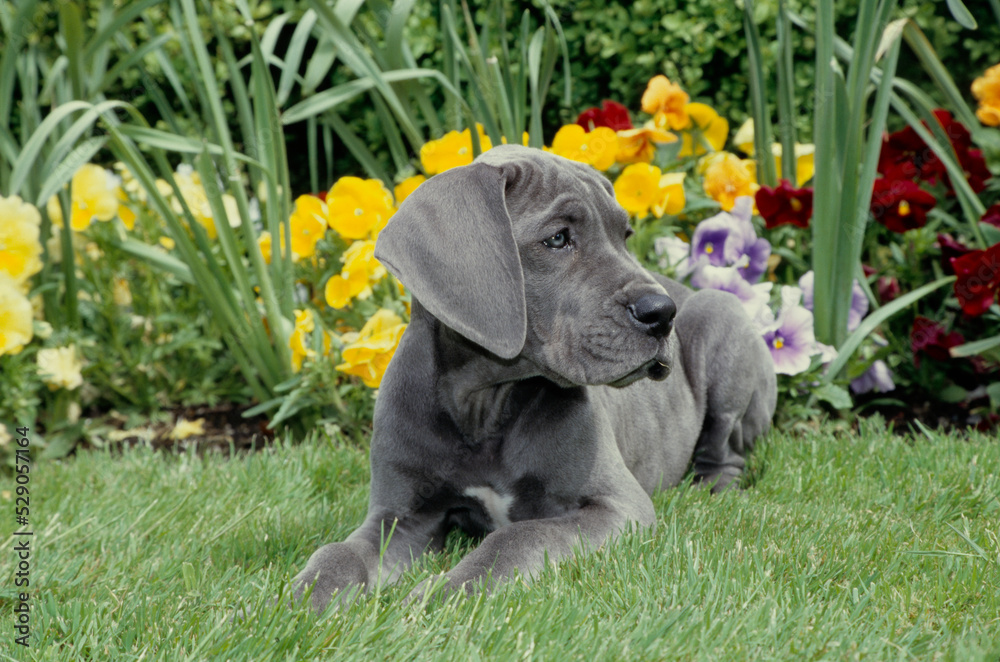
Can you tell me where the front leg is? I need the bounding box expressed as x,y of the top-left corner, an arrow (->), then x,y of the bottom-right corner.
410,488 -> 654,601
292,508 -> 441,612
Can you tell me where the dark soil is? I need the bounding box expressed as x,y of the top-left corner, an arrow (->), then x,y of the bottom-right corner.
108,402 -> 276,454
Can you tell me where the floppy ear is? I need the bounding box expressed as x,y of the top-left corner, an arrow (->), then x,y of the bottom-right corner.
374,162 -> 527,359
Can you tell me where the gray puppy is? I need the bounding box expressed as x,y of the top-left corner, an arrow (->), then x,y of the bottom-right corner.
290,144 -> 776,611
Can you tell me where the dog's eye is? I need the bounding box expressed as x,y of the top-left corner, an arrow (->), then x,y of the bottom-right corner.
625,227 -> 635,241
542,230 -> 570,249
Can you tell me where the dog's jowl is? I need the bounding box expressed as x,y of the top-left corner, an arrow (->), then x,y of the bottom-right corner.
288,144 -> 777,612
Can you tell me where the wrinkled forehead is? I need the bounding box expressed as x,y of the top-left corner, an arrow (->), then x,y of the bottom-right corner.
475,145 -> 622,222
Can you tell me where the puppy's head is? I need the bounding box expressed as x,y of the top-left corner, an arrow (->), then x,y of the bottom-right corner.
375,144 -> 676,387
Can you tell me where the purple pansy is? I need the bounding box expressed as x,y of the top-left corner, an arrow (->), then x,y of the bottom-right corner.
690,264 -> 773,319
761,305 -> 818,376
689,197 -> 771,283
798,270 -> 869,332
850,360 -> 896,394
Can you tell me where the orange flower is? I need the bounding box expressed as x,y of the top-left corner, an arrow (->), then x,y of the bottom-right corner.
641,75 -> 690,130
700,152 -> 758,211
548,125 -> 618,171
972,63 -> 1000,126
616,124 -> 677,164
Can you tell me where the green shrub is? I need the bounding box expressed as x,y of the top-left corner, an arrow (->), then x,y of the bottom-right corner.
505,0 -> 1000,138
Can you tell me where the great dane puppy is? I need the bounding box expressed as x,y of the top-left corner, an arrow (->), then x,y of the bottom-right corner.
290,144 -> 776,612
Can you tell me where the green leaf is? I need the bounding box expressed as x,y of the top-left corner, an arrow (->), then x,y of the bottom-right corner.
814,383 -> 853,410
949,334 -> 1000,359
8,100 -> 93,197
981,223 -> 1000,246
988,382 -> 1000,410
945,0 -> 977,29
36,135 -> 107,207
743,0 -> 777,188
939,384 -> 968,404
113,239 -> 196,284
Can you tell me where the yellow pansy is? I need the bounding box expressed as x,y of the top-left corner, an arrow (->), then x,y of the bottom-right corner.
0,273 -> 33,356
642,75 -> 690,131
288,194 -> 328,260
548,125 -> 618,171
733,118 -> 755,155
258,231 -> 274,264
48,164 -> 120,231
289,308 -> 317,372
36,344 -> 84,390
0,195 -> 43,286
678,103 -> 729,157
420,126 -> 493,175
700,152 -> 758,211
616,124 -> 678,164
327,177 -> 394,241
325,269 -> 368,310
772,143 -> 816,187
972,63 -> 1000,126
729,120 -> 815,186
169,418 -> 206,440
336,309 -> 407,388
324,240 -> 386,309
171,166 -> 216,239
614,164 -> 686,218
653,172 -> 687,217
112,277 -> 132,306
117,189 -> 137,231
394,175 -> 426,205
501,132 -> 531,146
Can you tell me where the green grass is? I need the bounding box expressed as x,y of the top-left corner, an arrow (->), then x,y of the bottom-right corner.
2,417 -> 998,661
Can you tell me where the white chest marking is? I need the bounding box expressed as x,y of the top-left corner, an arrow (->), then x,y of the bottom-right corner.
463,486 -> 514,528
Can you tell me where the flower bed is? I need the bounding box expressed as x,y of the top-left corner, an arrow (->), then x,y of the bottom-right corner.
2,8 -> 999,457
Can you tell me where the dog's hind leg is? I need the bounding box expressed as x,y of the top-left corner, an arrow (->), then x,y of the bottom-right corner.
674,289 -> 777,492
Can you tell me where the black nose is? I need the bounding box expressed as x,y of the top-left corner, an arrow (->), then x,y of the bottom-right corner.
628,294 -> 676,338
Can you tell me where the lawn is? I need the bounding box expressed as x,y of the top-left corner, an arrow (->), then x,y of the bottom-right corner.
2,418 -> 997,661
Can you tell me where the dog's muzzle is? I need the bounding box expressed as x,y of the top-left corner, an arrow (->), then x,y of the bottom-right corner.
627,293 -> 677,338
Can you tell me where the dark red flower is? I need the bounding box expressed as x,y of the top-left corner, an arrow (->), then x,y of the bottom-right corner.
981,202 -> 1000,229
959,148 -> 991,194
911,316 -> 965,367
878,125 -> 945,182
863,264 -> 899,303
755,180 -> 813,229
877,276 -> 900,303
576,100 -> 633,132
311,191 -> 328,202
937,233 -> 974,272
876,110 -> 991,193
870,178 -> 936,233
950,243 -> 1000,316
